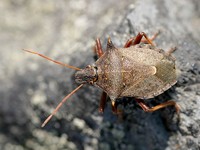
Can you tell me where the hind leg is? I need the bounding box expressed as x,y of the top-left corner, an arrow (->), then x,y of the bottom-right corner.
135,99 -> 180,113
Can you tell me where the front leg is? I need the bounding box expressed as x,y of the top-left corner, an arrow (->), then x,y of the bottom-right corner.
99,91 -> 107,113
94,38 -> 108,113
95,38 -> 104,58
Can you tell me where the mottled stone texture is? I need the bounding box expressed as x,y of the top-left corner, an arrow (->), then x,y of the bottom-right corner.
0,0 -> 200,150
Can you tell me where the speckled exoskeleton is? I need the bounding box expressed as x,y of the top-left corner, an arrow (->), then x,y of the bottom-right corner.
23,32 -> 180,127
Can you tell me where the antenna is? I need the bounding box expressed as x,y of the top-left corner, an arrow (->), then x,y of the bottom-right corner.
41,84 -> 84,127
22,49 -> 81,71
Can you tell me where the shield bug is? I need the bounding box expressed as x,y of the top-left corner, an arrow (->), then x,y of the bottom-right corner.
23,32 -> 180,127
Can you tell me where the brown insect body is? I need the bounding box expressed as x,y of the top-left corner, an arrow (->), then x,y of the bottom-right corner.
76,42 -> 176,102
24,32 -> 180,127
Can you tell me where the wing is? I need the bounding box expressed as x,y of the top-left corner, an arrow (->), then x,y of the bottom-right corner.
120,59 -> 176,99
119,55 -> 158,98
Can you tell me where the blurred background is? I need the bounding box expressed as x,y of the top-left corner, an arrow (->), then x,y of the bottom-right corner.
0,0 -> 200,150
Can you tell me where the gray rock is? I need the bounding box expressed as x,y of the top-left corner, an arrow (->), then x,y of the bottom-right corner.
0,0 -> 200,150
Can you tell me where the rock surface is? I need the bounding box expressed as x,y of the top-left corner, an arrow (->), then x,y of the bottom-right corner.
0,0 -> 200,150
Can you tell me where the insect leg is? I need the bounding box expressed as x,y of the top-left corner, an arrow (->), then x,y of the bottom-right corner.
124,37 -> 135,48
95,38 -> 104,58
111,100 -> 118,113
166,47 -> 177,55
99,92 -> 107,113
141,31 -> 160,44
110,100 -> 124,116
94,38 -> 109,112
135,99 -> 180,113
124,31 -> 160,48
132,32 -> 156,46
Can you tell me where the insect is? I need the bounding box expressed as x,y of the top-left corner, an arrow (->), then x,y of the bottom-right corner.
23,32 -> 180,127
